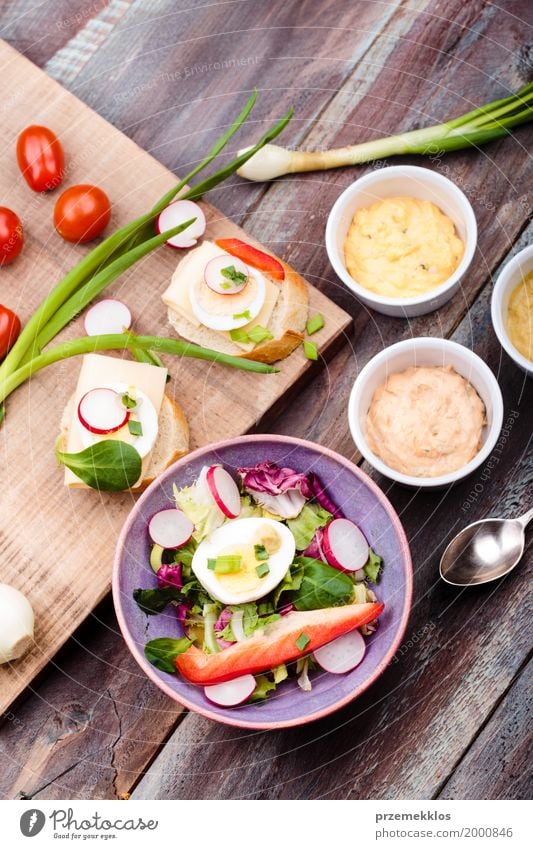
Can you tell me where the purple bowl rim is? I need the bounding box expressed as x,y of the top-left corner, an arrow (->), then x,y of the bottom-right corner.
112,434 -> 413,730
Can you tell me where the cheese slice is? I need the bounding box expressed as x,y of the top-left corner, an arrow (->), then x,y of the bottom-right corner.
162,240 -> 280,351
64,354 -> 168,487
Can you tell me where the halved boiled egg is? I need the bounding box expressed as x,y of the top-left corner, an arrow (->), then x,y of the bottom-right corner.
189,268 -> 266,331
77,383 -> 158,459
192,517 -> 295,605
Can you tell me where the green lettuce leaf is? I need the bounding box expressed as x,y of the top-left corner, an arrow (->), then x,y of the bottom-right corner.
272,560 -> 305,607
364,547 -> 383,583
288,557 -> 354,610
286,503 -> 332,550
173,482 -> 225,542
250,675 -> 277,701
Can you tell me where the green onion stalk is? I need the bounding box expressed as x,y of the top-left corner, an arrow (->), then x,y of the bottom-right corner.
0,91 -> 292,420
237,82 -> 533,180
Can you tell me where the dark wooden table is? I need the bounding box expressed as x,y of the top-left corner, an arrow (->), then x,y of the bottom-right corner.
0,0 -> 531,801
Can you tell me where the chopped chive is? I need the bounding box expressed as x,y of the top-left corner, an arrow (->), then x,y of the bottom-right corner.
254,543 -> 269,561
256,562 -> 270,578
296,632 -> 311,651
306,313 -> 325,335
221,265 -> 248,284
128,419 -> 143,436
219,281 -> 232,290
229,327 -> 250,343
233,310 -> 251,321
121,391 -> 137,409
303,340 -> 318,361
208,555 -> 242,574
247,325 -> 274,344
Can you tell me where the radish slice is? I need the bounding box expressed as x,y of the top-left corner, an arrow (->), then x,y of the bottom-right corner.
206,465 -> 241,519
322,518 -> 369,573
84,299 -> 132,336
156,200 -> 206,249
77,388 -> 129,435
204,255 -> 249,295
148,509 -> 194,549
314,630 -> 366,674
204,674 -> 256,707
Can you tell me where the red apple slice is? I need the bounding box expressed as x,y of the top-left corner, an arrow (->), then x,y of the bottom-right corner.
77,388 -> 129,435
206,465 -> 241,519
148,509 -> 194,549
322,518 -> 369,573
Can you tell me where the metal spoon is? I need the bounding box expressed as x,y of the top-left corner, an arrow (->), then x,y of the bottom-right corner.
439,506 -> 533,586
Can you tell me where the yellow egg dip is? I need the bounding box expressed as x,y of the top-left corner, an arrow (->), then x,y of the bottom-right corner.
344,196 -> 464,298
366,366 -> 486,478
507,271 -> 533,362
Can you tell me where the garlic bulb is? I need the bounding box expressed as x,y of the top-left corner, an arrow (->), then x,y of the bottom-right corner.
0,583 -> 35,663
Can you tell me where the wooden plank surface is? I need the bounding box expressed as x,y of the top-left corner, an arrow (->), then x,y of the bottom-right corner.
0,37 -> 350,716
0,0 -> 532,801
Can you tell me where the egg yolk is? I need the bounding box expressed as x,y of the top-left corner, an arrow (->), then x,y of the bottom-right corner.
214,527 -> 281,594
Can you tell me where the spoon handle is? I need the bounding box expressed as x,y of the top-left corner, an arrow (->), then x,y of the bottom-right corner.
517,506 -> 533,528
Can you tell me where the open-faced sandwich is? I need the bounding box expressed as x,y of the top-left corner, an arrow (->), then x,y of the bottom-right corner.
58,353 -> 189,490
162,237 -> 309,364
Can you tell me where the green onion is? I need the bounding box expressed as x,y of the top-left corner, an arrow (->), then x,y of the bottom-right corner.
233,310 -> 251,321
303,340 -> 318,361
229,327 -> 250,343
221,265 -> 247,284
208,555 -> 242,574
237,82 -> 533,180
254,544 -> 269,561
128,419 -> 143,436
256,562 -> 270,578
0,333 -> 277,406
0,91 -> 292,420
306,313 -> 325,335
296,632 -> 311,651
121,391 -> 137,409
247,325 -> 274,344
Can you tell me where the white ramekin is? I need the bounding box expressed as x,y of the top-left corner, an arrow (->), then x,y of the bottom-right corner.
348,337 -> 504,490
491,243 -> 533,378
325,165 -> 477,317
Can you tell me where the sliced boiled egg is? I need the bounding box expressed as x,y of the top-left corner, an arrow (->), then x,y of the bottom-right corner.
192,517 -> 295,605
189,268 -> 266,331
77,383 -> 159,459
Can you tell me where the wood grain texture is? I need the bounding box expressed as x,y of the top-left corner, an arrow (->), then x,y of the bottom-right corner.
0,38 -> 350,717
0,0 -> 531,800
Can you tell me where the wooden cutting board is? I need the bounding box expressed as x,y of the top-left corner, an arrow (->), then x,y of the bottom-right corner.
0,40 -> 351,713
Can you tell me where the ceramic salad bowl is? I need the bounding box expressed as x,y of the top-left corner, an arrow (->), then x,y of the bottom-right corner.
112,434 -> 412,729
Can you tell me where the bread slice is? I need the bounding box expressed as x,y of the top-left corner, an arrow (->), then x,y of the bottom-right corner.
58,393 -> 189,491
167,256 -> 308,364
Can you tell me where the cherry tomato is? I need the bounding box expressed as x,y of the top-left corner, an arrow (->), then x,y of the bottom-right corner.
16,125 -> 65,192
0,305 -> 21,360
0,207 -> 24,266
53,184 -> 111,243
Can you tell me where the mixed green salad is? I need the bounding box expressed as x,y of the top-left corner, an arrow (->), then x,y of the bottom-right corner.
134,461 -> 384,707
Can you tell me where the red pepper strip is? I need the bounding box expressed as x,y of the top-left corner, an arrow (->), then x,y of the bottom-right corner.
176,602 -> 383,684
215,238 -> 285,281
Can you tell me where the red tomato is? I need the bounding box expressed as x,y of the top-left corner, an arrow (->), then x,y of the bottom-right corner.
0,207 -> 24,266
16,125 -> 65,192
0,305 -> 21,360
53,184 -> 111,243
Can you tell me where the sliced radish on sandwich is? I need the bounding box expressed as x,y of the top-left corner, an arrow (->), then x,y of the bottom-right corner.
204,674 -> 256,707
156,200 -> 206,248
149,509 -> 194,549
204,255 -> 249,295
322,518 -> 369,573
313,630 -> 366,674
84,299 -> 132,336
206,465 -> 241,519
78,388 -> 129,434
